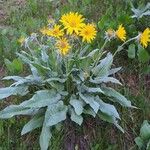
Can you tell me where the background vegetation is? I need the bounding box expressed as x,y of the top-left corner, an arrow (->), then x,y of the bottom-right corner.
0,0 -> 150,149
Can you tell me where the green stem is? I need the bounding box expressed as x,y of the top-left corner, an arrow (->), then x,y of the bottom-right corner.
94,39 -> 108,67
113,36 -> 138,57
65,57 -> 69,93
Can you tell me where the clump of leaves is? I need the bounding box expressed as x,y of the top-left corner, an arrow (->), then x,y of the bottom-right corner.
135,120 -> 150,150
0,13 -> 137,150
131,2 -> 150,19
0,34 -> 134,150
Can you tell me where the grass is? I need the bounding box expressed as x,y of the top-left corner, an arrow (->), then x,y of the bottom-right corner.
0,0 -> 150,149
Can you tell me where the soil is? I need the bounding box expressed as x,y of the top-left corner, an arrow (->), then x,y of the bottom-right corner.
0,66 -> 5,88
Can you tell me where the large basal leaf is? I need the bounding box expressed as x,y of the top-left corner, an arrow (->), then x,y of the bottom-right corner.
135,137 -> 144,149
108,67 -> 121,75
81,84 -> 104,94
70,107 -> 83,125
79,93 -> 99,113
92,52 -> 113,77
10,75 -> 42,87
147,140 -> 150,150
98,112 -> 124,133
40,122 -> 52,150
0,105 -> 37,118
32,63 -> 51,77
140,120 -> 150,140
21,114 -> 44,135
0,86 -> 29,100
45,101 -> 68,127
102,87 -> 133,107
3,76 -> 24,81
29,64 -> 39,78
95,96 -> 120,119
90,77 -> 122,85
70,97 -> 84,115
83,107 -> 96,117
17,52 -> 32,64
20,90 -> 61,108
45,77 -> 67,83
131,3 -> 150,19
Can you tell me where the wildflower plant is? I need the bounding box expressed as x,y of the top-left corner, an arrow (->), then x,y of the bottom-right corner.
0,12 -> 149,150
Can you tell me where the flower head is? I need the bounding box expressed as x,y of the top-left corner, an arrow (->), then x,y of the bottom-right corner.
56,38 -> 71,55
105,29 -> 115,41
115,24 -> 126,41
139,28 -> 150,48
40,27 -> 51,36
18,36 -> 25,44
49,24 -> 64,38
79,23 -> 97,43
60,12 -> 85,35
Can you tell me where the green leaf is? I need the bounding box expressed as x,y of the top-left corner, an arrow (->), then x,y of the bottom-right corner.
20,90 -> 61,108
4,58 -> 23,74
4,59 -> 13,73
98,112 -> 124,133
21,114 -> 44,135
138,45 -> 150,63
108,67 -> 121,75
79,93 -> 99,113
70,98 -> 84,115
90,77 -> 122,85
81,84 -> 104,94
45,101 -> 68,127
142,66 -> 150,75
70,108 -> 83,125
17,52 -> 32,64
0,86 -> 29,100
147,140 -> 150,150
82,0 -> 92,5
131,3 -> 150,19
92,53 -> 113,77
83,107 -> 96,117
127,44 -> 136,59
135,137 -> 144,149
40,123 -> 52,150
102,87 -> 133,107
41,48 -> 49,63
30,64 -> 39,78
0,105 -> 36,118
45,77 -> 67,83
95,96 -> 120,119
87,49 -> 99,58
3,76 -> 24,81
12,58 -> 23,73
140,120 -> 150,140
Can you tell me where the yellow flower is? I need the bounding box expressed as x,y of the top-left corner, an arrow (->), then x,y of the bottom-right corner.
115,24 -> 126,41
40,25 -> 64,38
60,12 -> 85,35
18,36 -> 25,44
79,23 -> 97,43
56,38 -> 71,55
49,25 -> 64,38
139,28 -> 150,48
40,27 -> 51,35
